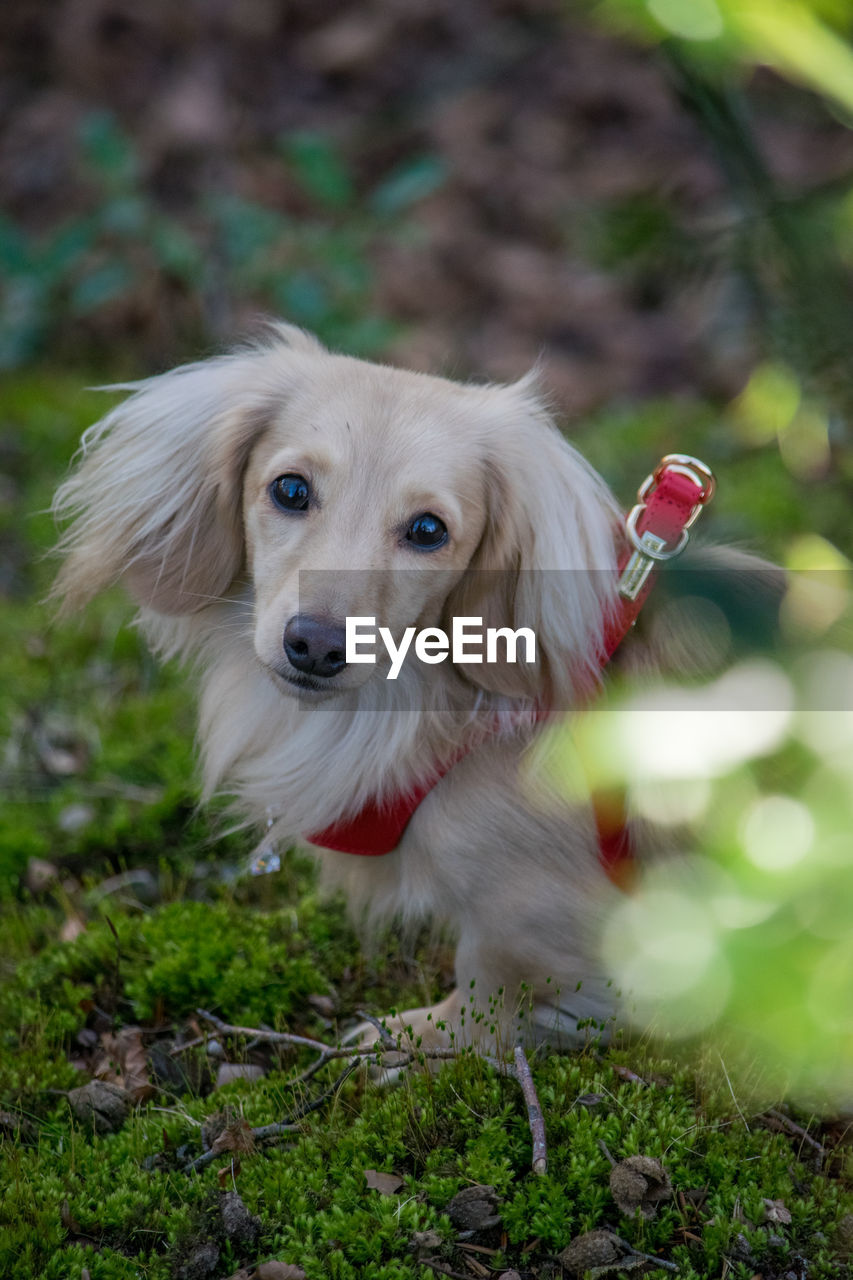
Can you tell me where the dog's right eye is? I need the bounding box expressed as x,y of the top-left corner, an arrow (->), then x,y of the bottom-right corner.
270,474 -> 311,512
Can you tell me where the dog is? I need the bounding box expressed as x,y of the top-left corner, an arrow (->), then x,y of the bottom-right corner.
52,323 -> 775,1056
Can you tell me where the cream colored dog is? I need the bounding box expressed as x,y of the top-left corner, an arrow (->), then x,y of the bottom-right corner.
53,323 -> 663,1054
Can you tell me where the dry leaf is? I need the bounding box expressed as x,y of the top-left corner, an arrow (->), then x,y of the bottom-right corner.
364,1169 -> 404,1195
210,1118 -> 256,1156
216,1162 -> 239,1187
410,1229 -> 443,1256
462,1255 -> 490,1279
609,1155 -> 672,1218
762,1197 -> 792,1226
94,1027 -> 156,1102
609,1063 -> 646,1085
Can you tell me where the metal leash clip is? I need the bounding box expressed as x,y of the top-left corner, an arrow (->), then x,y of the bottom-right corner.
617,454 -> 716,602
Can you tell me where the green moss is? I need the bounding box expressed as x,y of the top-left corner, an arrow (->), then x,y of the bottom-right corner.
1,368 -> 852,1277
1,1050 -> 849,1279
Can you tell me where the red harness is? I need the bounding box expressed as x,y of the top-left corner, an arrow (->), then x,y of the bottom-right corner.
307,456 -> 715,879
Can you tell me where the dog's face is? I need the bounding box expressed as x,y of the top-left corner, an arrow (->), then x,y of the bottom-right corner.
243,368 -> 492,698
53,326 -> 621,709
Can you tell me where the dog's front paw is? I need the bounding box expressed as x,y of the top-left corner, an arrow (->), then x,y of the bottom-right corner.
344,991 -> 464,1082
529,976 -> 620,1049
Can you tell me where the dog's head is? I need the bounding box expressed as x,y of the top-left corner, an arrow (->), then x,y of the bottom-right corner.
54,324 -> 620,707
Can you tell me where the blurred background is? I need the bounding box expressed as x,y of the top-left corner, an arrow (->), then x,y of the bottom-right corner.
2,0 -> 853,1104
1,0 -> 853,430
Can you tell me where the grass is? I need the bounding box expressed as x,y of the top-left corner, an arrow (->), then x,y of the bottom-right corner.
1,366 -> 851,1278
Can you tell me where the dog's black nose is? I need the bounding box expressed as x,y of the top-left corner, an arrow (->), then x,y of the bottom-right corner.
283,615 -> 348,678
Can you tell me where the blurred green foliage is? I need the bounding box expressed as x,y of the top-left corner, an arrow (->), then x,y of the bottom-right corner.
540,600 -> 853,1106
600,0 -> 853,113
595,0 -> 853,442
568,0 -> 853,1107
0,111 -> 447,368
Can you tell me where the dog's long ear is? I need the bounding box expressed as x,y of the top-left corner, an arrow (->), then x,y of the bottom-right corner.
53,325 -> 323,615
444,374 -> 621,707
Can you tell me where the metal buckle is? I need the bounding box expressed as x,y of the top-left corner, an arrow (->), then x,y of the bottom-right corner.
638,454 -> 716,511
618,454 -> 715,602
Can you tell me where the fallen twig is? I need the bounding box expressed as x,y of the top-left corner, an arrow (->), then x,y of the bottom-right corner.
354,1010 -> 397,1048
419,1260 -> 479,1280
193,1007 -> 486,1076
513,1043 -> 547,1175
764,1107 -> 827,1162
196,1009 -> 331,1054
598,1138 -> 617,1167
190,1010 -> 552,1181
615,1236 -> 679,1273
183,1059 -> 361,1172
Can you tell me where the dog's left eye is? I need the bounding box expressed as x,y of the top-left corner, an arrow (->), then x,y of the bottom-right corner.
270,474 -> 311,512
406,513 -> 448,550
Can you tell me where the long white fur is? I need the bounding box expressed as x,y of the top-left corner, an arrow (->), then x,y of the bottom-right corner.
54,323 -> 626,1051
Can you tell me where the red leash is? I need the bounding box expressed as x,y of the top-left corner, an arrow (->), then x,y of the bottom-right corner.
308,456 -> 715,875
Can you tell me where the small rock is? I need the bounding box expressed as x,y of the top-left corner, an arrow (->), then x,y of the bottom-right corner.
177,1239 -> 220,1280
730,1233 -> 757,1265
25,857 -> 58,893
58,803 -> 95,833
215,1062 -> 266,1088
609,1155 -> 672,1218
255,1263 -> 307,1280
782,1257 -> 809,1280
558,1230 -> 623,1275
67,1080 -> 132,1133
0,1109 -> 37,1144
219,1191 -> 260,1247
446,1184 -> 501,1232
